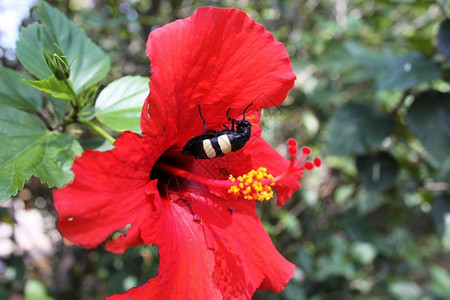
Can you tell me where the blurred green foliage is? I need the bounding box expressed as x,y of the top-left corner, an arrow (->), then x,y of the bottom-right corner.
0,0 -> 449,299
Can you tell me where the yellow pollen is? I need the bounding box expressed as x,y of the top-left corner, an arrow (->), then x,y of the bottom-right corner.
227,167 -> 275,202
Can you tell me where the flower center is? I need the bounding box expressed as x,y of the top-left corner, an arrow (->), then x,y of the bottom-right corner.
154,139 -> 320,202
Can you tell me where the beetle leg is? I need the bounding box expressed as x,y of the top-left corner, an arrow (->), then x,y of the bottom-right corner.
222,124 -> 231,130
198,105 -> 208,132
226,107 -> 236,130
226,107 -> 232,120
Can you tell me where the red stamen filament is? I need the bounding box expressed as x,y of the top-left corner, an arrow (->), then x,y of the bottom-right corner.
154,161 -> 232,189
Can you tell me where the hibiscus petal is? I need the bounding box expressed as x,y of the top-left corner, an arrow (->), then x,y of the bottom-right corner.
106,196 -> 222,299
53,131 -> 171,252
107,191 -> 293,299
141,7 -> 295,145
188,193 -> 295,297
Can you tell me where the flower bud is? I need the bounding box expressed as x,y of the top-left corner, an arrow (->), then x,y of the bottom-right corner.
42,44 -> 71,80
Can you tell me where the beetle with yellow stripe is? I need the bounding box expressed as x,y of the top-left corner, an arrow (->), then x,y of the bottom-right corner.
182,103 -> 253,159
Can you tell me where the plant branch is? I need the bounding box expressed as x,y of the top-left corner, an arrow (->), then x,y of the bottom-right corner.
390,89 -> 412,116
35,110 -> 54,131
63,79 -> 78,108
77,118 -> 116,144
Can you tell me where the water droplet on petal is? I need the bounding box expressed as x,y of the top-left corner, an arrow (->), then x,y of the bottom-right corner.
67,216 -> 74,221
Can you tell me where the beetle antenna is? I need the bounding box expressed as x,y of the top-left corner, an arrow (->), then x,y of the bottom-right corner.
242,103 -> 253,120
198,105 -> 207,132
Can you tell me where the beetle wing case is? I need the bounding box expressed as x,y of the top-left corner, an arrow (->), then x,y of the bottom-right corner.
182,133 -> 215,158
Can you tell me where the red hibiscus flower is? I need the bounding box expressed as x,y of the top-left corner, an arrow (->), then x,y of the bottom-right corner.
53,7 -> 320,299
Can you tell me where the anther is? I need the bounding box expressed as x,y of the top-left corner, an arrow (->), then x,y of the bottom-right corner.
287,138 -> 298,147
288,146 -> 298,157
301,147 -> 311,155
304,161 -> 314,170
314,157 -> 322,167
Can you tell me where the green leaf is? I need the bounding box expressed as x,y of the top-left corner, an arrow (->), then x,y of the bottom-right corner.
316,40 -> 390,84
47,94 -> 67,123
350,242 -> 377,265
406,91 -> 450,161
437,18 -> 450,60
16,1 -> 110,95
316,40 -> 364,73
24,76 -> 74,100
297,248 -> 313,274
427,265 -> 450,298
356,151 -> 399,193
327,103 -> 394,155
95,76 -> 149,132
0,107 -> 82,202
24,279 -> 54,300
282,282 -> 307,300
389,280 -> 422,299
79,138 -> 114,151
0,67 -> 42,111
355,188 -> 386,215
431,194 -> 450,238
377,51 -> 441,90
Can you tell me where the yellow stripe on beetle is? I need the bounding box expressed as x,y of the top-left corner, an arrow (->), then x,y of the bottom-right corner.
202,139 -> 217,158
217,135 -> 232,154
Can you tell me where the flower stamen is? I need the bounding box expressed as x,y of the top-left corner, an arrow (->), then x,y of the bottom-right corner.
227,139 -> 321,201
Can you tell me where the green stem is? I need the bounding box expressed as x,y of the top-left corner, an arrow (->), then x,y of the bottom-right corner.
63,79 -> 79,108
78,118 -> 116,144
35,110 -> 54,131
390,89 -> 411,116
